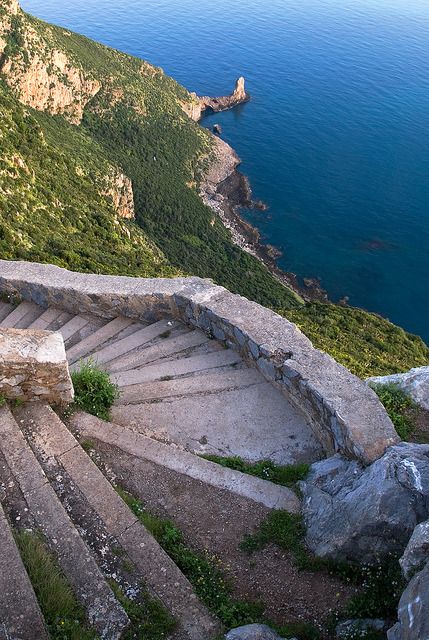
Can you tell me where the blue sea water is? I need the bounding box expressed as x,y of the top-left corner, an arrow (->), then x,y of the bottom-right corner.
20,0 -> 429,343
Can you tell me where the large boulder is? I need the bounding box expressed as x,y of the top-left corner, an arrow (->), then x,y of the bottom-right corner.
225,625 -> 293,640
300,443 -> 429,562
366,366 -> 429,410
387,560 -> 429,640
399,518 -> 429,580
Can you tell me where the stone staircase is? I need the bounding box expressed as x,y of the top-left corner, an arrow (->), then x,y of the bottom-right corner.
0,298 -> 322,639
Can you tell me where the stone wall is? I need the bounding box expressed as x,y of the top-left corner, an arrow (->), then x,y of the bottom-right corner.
0,260 -> 399,464
0,327 -> 73,405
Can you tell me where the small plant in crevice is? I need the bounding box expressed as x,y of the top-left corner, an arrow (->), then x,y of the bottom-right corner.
344,555 -> 405,620
71,358 -> 121,421
109,580 -> 177,640
0,394 -> 6,407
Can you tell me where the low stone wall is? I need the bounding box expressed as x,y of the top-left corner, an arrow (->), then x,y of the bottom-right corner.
0,260 -> 399,464
0,327 -> 73,404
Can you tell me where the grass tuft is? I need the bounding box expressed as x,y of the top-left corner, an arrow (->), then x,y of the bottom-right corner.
14,530 -> 97,640
200,455 -> 309,488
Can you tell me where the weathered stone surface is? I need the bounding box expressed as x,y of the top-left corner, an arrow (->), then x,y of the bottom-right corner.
300,443 -> 429,562
336,619 -> 387,637
0,260 -> 399,464
367,367 -> 429,411
387,560 -> 429,640
0,327 -> 73,404
400,518 -> 429,580
225,624 -> 290,640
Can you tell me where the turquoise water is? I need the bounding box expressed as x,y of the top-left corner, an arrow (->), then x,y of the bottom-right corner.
20,0 -> 429,342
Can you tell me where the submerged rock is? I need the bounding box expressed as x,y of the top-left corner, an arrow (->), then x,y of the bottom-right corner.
300,443 -> 429,562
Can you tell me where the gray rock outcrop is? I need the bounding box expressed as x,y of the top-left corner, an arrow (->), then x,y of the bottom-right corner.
300,443 -> 429,562
225,624 -> 293,640
387,560 -> 429,640
336,619 -> 387,637
399,518 -> 429,580
366,366 -> 429,410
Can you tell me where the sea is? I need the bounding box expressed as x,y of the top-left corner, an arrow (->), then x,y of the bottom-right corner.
19,0 -> 429,343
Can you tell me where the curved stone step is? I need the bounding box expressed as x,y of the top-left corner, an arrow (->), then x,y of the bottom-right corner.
0,405 -> 130,640
0,501 -> 49,640
66,316 -> 133,364
71,318 -> 175,372
27,306 -> 63,330
0,301 -> 14,323
115,368 -> 263,404
108,328 -> 210,373
18,402 -> 220,640
116,349 -> 243,387
70,411 -> 300,512
0,301 -> 41,329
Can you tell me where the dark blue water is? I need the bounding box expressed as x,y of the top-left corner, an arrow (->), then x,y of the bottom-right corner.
20,0 -> 429,343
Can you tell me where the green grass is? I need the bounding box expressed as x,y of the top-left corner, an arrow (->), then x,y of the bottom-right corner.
239,510 -> 306,561
200,455 -> 309,488
286,302 -> 429,380
14,530 -> 97,640
369,382 -> 416,439
71,358 -> 121,421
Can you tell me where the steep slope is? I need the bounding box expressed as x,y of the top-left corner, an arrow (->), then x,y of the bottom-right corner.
0,0 -> 428,379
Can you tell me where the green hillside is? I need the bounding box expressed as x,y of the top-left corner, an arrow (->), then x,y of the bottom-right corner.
1,0 -> 428,378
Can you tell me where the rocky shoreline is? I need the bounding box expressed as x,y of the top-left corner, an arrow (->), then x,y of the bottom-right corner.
201,136 -> 329,303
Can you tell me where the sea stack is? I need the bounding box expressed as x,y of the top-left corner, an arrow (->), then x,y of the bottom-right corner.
199,77 -> 251,114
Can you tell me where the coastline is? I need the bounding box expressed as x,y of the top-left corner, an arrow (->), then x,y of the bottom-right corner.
200,136 -> 329,303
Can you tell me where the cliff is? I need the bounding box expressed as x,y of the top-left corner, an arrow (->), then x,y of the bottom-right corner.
0,0 -> 428,380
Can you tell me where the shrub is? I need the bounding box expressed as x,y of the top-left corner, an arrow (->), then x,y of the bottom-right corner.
71,358 -> 121,421
370,382 -> 416,439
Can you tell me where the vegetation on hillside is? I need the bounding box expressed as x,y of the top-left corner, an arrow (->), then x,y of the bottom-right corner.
0,3 -> 428,379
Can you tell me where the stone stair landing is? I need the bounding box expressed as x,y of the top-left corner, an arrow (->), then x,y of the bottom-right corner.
0,299 -> 322,465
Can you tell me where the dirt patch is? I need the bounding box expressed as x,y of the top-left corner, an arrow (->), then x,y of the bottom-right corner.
80,437 -> 360,637
406,405 -> 429,444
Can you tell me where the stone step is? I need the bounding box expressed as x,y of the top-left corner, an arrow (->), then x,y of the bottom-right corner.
116,349 -> 243,387
27,306 -> 63,330
0,300 -> 14,323
0,301 -> 40,328
66,316 -> 133,365
115,368 -> 264,404
19,402 -> 220,640
71,411 -> 301,512
0,500 -> 50,640
44,310 -> 74,331
58,314 -> 91,342
70,318 -> 175,372
111,382 -> 323,465
13,303 -> 46,329
108,328 -> 210,373
0,405 -> 130,640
